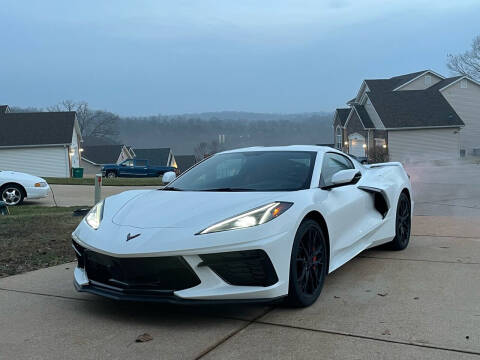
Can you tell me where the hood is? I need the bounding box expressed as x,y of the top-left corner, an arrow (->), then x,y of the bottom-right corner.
111,190 -> 286,230
0,170 -> 45,184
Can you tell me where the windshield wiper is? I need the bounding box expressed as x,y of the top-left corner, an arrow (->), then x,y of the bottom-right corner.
162,186 -> 184,191
202,187 -> 256,192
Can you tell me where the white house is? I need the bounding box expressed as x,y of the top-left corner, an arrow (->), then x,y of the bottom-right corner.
0,105 -> 82,177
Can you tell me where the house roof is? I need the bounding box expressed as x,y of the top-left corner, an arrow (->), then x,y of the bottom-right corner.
0,111 -> 77,147
82,145 -> 126,165
365,70 -> 428,93
0,105 -> 8,114
427,76 -> 463,92
353,104 -> 375,128
134,148 -> 171,166
335,108 -> 351,126
368,90 -> 464,129
175,155 -> 197,173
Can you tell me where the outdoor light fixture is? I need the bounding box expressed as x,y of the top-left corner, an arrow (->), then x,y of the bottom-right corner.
382,144 -> 387,149
362,144 -> 367,149
79,148 -> 84,152
344,141 -> 348,145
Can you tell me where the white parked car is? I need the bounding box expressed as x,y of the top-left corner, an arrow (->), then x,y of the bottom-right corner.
0,170 -> 50,206
72,146 -> 412,307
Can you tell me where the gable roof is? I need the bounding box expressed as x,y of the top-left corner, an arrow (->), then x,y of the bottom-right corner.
82,144 -> 126,165
335,108 -> 351,126
353,104 -> 374,128
365,70 -> 428,93
175,155 -> 197,173
368,90 -> 464,129
0,111 -> 77,148
0,105 -> 9,114
426,76 -> 463,92
134,148 -> 171,166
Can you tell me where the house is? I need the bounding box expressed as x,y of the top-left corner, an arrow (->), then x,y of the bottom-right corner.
81,144 -> 135,176
0,105 -> 82,177
175,155 -> 197,173
334,70 -> 480,163
133,148 -> 177,168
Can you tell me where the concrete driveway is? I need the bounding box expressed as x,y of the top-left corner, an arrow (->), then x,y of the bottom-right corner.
2,162 -> 480,359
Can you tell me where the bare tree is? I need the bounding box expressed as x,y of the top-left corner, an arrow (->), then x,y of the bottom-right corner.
194,142 -> 209,160
48,100 -> 119,142
447,35 -> 480,81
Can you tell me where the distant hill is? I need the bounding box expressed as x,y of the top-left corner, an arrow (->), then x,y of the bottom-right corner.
168,111 -> 332,122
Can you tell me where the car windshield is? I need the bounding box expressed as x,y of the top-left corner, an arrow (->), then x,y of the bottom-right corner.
166,151 -> 317,191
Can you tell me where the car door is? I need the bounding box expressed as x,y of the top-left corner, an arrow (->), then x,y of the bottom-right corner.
132,160 -> 149,177
318,152 -> 375,265
119,160 -> 135,177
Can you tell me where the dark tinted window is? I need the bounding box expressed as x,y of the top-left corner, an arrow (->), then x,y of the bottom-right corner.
135,160 -> 147,166
122,160 -> 134,167
320,153 -> 354,187
169,151 -> 317,191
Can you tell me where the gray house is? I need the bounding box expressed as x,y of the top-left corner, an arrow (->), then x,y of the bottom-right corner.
334,70 -> 480,163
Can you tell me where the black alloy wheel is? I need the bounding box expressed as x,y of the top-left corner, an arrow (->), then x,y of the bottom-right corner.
287,219 -> 327,307
388,192 -> 411,250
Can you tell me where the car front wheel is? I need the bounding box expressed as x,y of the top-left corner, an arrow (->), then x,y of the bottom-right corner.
1,184 -> 24,206
106,171 -> 117,179
287,219 -> 328,307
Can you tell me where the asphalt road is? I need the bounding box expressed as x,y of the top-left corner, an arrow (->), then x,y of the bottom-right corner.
2,161 -> 480,359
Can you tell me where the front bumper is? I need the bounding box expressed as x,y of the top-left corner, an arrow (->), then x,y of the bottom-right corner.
25,186 -> 50,200
72,237 -> 288,303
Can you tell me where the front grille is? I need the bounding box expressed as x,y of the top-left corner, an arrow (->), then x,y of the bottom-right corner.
199,250 -> 278,287
72,240 -> 200,291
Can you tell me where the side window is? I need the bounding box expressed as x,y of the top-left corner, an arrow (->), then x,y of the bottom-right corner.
320,153 -> 354,187
135,160 -> 147,167
123,160 -> 134,167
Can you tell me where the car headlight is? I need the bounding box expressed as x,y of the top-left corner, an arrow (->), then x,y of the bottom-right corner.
34,182 -> 48,188
85,201 -> 104,230
197,202 -> 293,235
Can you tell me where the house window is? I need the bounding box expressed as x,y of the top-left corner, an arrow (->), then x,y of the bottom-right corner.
336,127 -> 342,149
461,79 -> 468,89
425,75 -> 432,87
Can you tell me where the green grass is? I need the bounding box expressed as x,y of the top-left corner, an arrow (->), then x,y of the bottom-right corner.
44,177 -> 165,186
0,206 -> 84,277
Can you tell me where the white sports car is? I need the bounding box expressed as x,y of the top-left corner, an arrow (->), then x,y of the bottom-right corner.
72,146 -> 412,307
0,170 -> 50,206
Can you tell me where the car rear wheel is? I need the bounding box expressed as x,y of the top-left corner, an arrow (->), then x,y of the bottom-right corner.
387,192 -> 411,251
106,171 -> 117,179
287,219 -> 327,307
1,184 -> 24,206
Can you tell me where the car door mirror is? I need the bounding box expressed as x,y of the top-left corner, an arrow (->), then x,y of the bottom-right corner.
162,171 -> 176,184
331,169 -> 361,186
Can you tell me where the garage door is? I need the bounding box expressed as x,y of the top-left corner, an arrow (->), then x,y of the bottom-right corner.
388,129 -> 460,163
348,133 -> 366,157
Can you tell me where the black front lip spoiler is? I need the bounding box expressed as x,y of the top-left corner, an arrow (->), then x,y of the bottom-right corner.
74,280 -> 285,305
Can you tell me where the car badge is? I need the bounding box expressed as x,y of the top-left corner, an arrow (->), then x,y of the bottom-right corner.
126,233 -> 141,242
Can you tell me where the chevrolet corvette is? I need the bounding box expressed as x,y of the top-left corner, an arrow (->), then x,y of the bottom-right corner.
72,146 -> 412,307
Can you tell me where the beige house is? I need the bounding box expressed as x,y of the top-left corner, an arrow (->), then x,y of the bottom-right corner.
334,70 -> 480,163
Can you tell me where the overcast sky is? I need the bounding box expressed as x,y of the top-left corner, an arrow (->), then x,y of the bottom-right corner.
1,0 -> 479,116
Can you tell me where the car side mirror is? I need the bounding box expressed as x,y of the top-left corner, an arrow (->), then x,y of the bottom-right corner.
322,169 -> 361,190
162,171 -> 176,184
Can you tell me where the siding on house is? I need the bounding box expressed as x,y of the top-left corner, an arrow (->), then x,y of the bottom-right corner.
388,128 -> 460,163
80,159 -> 101,176
440,79 -> 480,155
0,146 -> 69,177
397,73 -> 443,91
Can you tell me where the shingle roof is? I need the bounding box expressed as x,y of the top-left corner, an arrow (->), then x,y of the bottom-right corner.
353,104 -> 374,128
82,145 -> 125,164
335,108 -> 351,126
365,70 -> 428,93
426,76 -> 463,92
368,90 -> 464,129
0,105 -> 8,114
175,155 -> 197,173
134,148 -> 171,166
0,111 -> 76,147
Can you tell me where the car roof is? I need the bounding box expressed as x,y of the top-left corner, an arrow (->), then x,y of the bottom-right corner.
219,145 -> 339,155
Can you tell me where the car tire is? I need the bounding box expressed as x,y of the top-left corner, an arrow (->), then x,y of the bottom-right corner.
386,192 -> 411,251
1,184 -> 25,206
286,219 -> 328,307
106,171 -> 117,179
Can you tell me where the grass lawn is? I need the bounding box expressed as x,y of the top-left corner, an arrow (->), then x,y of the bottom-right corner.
0,206 -> 83,278
44,177 -> 165,186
